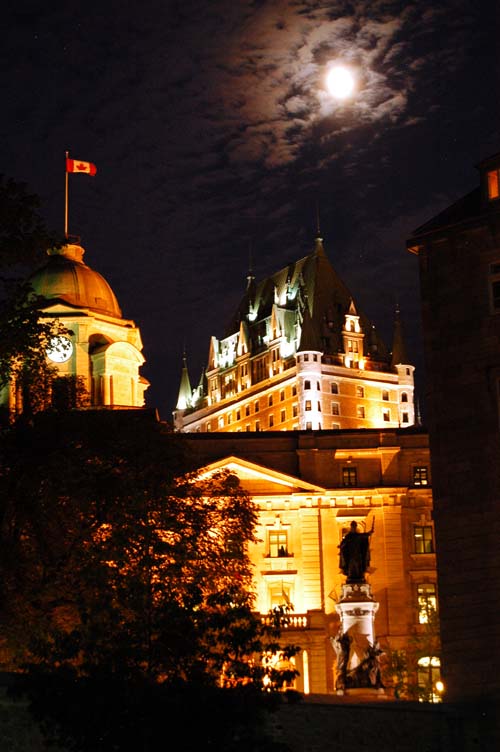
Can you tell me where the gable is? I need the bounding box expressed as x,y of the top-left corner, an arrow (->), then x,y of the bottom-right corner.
196,455 -> 325,496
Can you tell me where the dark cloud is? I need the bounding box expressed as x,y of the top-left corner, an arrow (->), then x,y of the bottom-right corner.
1,0 -> 498,418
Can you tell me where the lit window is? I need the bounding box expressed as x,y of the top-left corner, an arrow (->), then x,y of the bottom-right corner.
305,400 -> 312,411
489,262 -> 500,312
414,525 -> 434,554
306,421 -> 312,430
417,583 -> 437,624
356,386 -> 364,398
280,409 -> 286,423
413,466 -> 429,486
382,389 -> 389,401
417,657 -> 442,703
207,423 -> 211,432
342,467 -> 357,487
269,530 -> 288,558
269,583 -> 292,609
357,405 -> 365,419
218,417 -> 224,428
342,466 -> 358,488
488,169 -> 500,200
383,408 -> 390,422
331,382 -> 339,394
332,402 -> 340,416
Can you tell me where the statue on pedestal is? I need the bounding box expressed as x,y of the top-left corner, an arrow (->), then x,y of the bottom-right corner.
338,519 -> 374,583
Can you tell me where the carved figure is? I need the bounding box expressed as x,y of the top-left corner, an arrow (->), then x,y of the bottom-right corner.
331,632 -> 351,690
339,519 -> 374,583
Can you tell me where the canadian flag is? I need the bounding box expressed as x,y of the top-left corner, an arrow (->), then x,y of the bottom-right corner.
66,158 -> 97,176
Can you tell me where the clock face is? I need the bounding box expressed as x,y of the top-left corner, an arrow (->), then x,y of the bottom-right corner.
46,335 -> 74,363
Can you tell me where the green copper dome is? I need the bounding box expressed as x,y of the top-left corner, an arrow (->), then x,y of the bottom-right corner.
29,243 -> 122,318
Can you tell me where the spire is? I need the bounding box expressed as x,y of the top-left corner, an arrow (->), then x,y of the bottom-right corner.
390,303 -> 408,367
314,203 -> 326,257
176,350 -> 193,410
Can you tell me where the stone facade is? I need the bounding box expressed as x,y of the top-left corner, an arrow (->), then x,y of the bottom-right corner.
408,152 -> 500,703
184,428 -> 437,697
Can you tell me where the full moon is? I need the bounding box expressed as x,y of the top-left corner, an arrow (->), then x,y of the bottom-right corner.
326,65 -> 355,100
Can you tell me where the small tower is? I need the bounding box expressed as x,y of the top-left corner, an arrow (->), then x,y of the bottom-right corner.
342,299 -> 365,369
296,304 -> 323,430
390,304 -> 415,426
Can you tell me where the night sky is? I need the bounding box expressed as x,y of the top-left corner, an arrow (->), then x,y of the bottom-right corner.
2,1 -> 499,422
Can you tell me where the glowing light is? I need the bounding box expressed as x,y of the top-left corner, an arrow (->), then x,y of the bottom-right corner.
435,680 -> 445,694
326,65 -> 355,100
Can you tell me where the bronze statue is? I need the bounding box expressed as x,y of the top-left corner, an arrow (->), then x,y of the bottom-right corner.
339,519 -> 374,583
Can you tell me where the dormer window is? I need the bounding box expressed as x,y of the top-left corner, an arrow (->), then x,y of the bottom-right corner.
487,169 -> 500,200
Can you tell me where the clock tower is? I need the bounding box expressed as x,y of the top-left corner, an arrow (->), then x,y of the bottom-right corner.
3,241 -> 148,416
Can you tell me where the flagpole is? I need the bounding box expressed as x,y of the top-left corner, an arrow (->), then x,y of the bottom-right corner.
64,150 -> 69,238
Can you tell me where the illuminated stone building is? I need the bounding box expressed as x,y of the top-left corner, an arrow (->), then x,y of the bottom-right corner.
184,428 -> 437,697
1,241 -> 148,417
408,152 -> 500,705
173,235 -> 415,433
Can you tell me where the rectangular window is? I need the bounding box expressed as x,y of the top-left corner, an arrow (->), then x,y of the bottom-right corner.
332,402 -> 340,415
245,405 -> 250,417
269,414 -> 274,428
489,263 -> 500,312
413,466 -> 429,486
356,386 -> 364,398
306,421 -> 312,430
280,409 -> 286,423
293,404 -> 298,417
280,390 -> 285,401
342,466 -> 357,487
402,412 -> 409,423
357,405 -> 365,419
292,385 -> 297,396
269,530 -> 288,558
417,583 -> 438,624
268,394 -> 273,406
383,408 -> 390,422
305,400 -> 312,411
255,420 -> 260,432
332,423 -> 340,430
304,380 -> 311,390
254,401 -> 260,413
331,382 -> 339,394
414,525 -> 434,554
488,169 -> 500,200
382,389 -> 389,401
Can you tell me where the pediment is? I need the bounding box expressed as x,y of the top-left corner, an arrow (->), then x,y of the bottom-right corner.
197,455 -> 325,495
